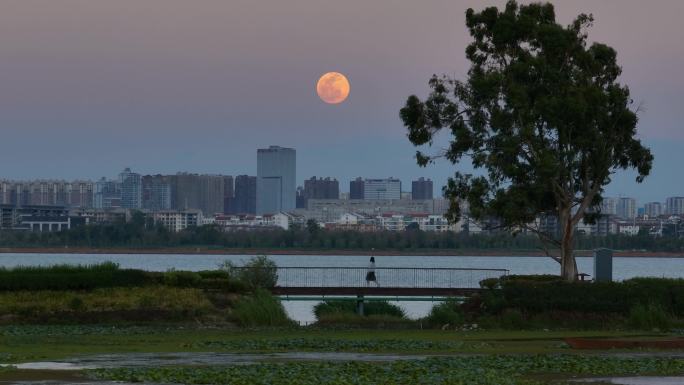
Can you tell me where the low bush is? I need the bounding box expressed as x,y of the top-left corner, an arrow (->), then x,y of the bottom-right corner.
628,303 -> 672,331
230,289 -> 293,327
481,276 -> 684,317
220,255 -> 278,289
314,300 -> 406,319
424,300 -> 464,328
163,270 -> 201,288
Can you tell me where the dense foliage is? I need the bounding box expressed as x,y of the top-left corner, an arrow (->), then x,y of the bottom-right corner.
2,222 -> 683,252
314,300 -> 406,319
481,275 -> 684,317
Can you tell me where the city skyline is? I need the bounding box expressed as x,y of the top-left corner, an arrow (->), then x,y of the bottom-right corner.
0,1 -> 683,203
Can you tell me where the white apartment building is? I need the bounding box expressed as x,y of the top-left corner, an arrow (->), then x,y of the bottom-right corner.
153,210 -> 201,232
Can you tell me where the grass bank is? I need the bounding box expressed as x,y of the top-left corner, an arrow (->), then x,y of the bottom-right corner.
0,324 -> 668,363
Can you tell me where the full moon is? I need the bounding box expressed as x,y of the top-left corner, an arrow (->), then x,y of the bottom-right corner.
316,72 -> 350,104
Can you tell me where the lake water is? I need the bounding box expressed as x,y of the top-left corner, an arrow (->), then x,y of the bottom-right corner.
1,253 -> 683,323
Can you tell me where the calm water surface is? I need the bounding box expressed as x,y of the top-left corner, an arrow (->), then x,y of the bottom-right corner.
2,253 -> 683,323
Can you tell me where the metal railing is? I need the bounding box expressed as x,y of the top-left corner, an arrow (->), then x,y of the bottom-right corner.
233,266 -> 508,289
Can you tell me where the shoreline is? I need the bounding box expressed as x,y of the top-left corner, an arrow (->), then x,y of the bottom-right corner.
0,247 -> 683,258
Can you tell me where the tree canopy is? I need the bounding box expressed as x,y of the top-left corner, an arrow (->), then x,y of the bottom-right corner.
400,1 -> 653,280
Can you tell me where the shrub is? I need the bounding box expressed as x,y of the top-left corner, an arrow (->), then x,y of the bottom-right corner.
628,303 -> 672,331
314,300 -> 406,319
163,270 -> 201,288
499,309 -> 526,330
231,289 -> 293,327
482,276 -> 684,317
424,300 -> 464,328
221,256 -> 278,289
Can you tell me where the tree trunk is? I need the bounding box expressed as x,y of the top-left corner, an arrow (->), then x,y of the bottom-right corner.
559,208 -> 576,282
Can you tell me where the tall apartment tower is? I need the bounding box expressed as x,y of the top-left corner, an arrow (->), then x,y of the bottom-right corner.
644,202 -> 663,218
169,173 -> 225,215
304,177 -> 339,199
600,197 -> 618,216
94,177 -> 122,209
256,146 -> 296,214
349,177 -> 365,200
142,175 -> 171,212
228,175 -> 257,214
411,177 -> 433,200
119,168 -> 142,209
616,197 -> 636,219
666,197 -> 684,215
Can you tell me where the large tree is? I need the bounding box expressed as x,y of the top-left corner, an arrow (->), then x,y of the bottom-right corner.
400,1 -> 653,281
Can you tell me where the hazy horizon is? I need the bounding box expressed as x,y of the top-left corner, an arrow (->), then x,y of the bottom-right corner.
1,0 -> 683,203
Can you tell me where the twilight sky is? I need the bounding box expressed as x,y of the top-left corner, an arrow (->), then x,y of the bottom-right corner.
1,0 -> 682,203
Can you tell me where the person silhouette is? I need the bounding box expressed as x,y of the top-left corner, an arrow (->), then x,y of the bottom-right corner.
365,256 -> 378,287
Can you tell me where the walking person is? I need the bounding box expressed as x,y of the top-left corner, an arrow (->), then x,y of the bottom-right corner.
365,256 -> 378,287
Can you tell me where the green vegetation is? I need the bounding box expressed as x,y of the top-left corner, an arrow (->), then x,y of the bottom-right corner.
628,303 -> 673,330
0,257 -> 294,325
453,275 -> 684,330
424,299 -> 465,328
0,262 -> 245,292
220,255 -> 278,289
313,300 -> 410,328
231,289 -> 293,327
88,355 -> 684,385
0,262 -> 149,291
0,287 -> 215,323
482,276 -> 684,316
314,300 -> 406,319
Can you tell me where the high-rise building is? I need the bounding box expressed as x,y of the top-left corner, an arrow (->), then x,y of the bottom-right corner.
1,180 -> 93,208
223,175 -> 234,212
301,177 -> 339,208
666,197 -> 684,215
411,177 -> 433,200
169,173 -> 225,215
228,175 -> 257,214
349,177 -> 364,200
644,202 -> 663,218
256,146 -> 296,214
119,168 -> 142,209
142,175 -> 172,212
363,178 -> 401,200
94,177 -> 121,209
69,180 -> 94,208
600,197 -> 618,216
296,186 -> 306,209
616,197 -> 636,219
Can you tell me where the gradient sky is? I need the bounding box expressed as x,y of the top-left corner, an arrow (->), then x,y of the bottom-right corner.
1,0 -> 682,203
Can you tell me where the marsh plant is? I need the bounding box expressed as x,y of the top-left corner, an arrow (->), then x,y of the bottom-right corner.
230,289 -> 293,327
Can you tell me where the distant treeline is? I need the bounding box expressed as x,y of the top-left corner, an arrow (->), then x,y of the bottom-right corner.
1,212 -> 683,252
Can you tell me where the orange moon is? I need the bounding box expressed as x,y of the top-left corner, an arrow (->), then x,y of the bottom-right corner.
316,72 -> 350,104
